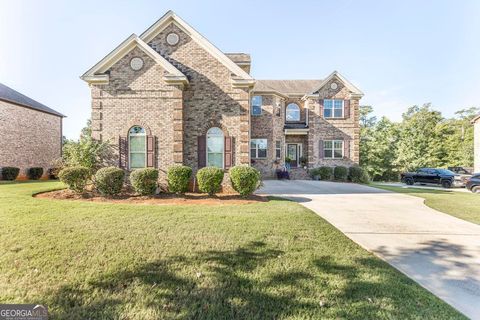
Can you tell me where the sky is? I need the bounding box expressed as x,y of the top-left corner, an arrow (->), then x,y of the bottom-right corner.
1,0 -> 479,139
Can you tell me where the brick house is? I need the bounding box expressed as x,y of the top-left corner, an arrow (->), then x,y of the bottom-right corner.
0,82 -> 64,179
81,11 -> 363,179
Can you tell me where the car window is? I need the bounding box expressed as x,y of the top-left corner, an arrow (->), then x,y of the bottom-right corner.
437,169 -> 455,175
417,169 -> 427,173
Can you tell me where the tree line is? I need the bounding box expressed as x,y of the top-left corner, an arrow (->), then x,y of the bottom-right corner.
360,104 -> 478,181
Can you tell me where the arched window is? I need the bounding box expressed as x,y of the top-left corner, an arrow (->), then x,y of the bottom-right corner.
129,126 -> 146,169
206,127 -> 224,168
286,103 -> 300,121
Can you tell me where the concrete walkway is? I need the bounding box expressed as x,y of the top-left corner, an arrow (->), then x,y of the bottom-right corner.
258,180 -> 480,319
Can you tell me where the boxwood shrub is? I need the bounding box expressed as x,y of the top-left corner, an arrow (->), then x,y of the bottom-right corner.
348,166 -> 370,184
229,165 -> 261,197
59,166 -> 90,193
311,166 -> 333,180
27,167 -> 44,180
333,166 -> 348,181
130,168 -> 158,196
196,167 -> 224,196
94,167 -> 125,196
167,165 -> 192,194
1,167 -> 20,181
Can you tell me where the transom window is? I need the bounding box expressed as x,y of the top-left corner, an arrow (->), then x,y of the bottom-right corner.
324,140 -> 344,159
251,139 -> 267,159
324,99 -> 344,118
129,126 -> 146,169
251,96 -> 262,116
286,103 -> 300,121
207,127 -> 224,168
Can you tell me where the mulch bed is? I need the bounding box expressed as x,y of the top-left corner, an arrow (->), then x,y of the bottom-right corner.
35,189 -> 268,206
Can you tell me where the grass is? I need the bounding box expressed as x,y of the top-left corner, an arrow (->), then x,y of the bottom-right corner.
0,181 -> 465,319
371,183 -> 480,225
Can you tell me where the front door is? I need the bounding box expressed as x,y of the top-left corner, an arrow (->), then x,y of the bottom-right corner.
287,144 -> 298,168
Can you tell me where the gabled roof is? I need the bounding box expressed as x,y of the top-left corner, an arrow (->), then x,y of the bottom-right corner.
225,53 -> 251,65
140,11 -> 254,86
0,82 -> 65,117
254,80 -> 323,96
309,71 -> 363,96
472,114 -> 480,124
81,34 -> 188,85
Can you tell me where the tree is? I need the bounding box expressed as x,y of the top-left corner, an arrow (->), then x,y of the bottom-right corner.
62,120 -> 113,172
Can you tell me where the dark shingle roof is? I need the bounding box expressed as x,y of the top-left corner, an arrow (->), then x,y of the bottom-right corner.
0,82 -> 64,117
253,80 -> 323,95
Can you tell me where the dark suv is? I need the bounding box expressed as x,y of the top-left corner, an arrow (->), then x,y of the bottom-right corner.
401,168 -> 464,188
466,174 -> 480,193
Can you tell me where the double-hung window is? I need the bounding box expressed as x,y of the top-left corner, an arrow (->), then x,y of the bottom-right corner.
129,126 -> 146,169
250,139 -> 267,158
323,99 -> 343,118
324,140 -> 344,159
251,96 -> 262,116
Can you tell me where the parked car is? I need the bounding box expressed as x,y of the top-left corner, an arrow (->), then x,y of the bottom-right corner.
466,174 -> 480,193
401,168 -> 465,188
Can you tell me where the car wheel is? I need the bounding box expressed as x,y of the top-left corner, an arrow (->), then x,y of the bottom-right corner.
405,178 -> 414,186
472,186 -> 480,194
441,180 -> 451,188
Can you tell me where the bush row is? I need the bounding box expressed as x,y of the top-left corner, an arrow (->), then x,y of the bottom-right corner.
0,167 -> 44,181
58,165 -> 261,197
310,165 -> 369,183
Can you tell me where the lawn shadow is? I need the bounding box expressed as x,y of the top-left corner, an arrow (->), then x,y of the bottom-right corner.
45,241 -> 316,319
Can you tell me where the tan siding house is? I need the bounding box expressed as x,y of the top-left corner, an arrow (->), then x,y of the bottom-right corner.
0,83 -> 64,179
81,11 -> 363,179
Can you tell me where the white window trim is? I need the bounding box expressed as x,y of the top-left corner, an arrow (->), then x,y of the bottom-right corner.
286,103 -> 301,122
251,138 -> 268,159
251,96 -> 263,116
128,127 -> 147,170
324,140 -> 344,159
323,99 -> 344,119
206,127 -> 224,169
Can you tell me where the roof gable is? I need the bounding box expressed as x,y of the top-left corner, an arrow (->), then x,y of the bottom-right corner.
81,34 -> 188,85
254,80 -> 323,96
310,71 -> 363,96
140,11 -> 254,84
0,82 -> 64,117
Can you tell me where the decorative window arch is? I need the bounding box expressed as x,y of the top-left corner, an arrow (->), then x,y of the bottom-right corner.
286,103 -> 300,121
129,126 -> 146,169
206,127 -> 224,168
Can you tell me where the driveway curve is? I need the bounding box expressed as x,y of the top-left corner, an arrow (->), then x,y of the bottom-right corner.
258,180 -> 480,319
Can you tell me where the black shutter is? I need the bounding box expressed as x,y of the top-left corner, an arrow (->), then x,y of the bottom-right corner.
198,136 -> 206,168
119,136 -> 128,169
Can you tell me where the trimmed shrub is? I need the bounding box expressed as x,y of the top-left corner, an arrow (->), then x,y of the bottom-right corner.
196,167 -> 224,196
94,167 -> 125,196
229,166 -> 261,197
130,168 -> 158,196
27,167 -> 44,180
167,165 -> 192,194
1,167 -> 20,181
59,166 -> 90,193
333,166 -> 348,181
348,166 -> 370,184
311,166 -> 333,180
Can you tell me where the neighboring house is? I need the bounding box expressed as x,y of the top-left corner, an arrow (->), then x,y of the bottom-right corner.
473,114 -> 480,173
81,11 -> 363,179
0,82 -> 64,179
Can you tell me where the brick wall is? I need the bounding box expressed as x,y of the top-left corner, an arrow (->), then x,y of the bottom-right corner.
0,100 -> 62,179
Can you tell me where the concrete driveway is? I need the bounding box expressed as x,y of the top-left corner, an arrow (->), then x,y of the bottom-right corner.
258,180 -> 480,319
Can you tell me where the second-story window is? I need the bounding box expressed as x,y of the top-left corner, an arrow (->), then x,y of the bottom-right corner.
251,96 -> 262,116
324,99 -> 344,118
286,103 -> 300,121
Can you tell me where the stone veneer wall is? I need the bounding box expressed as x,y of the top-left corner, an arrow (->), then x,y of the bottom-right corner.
307,75 -> 360,168
0,100 -> 62,179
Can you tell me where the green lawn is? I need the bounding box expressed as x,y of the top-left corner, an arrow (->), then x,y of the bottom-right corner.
0,182 -> 465,319
372,184 -> 480,225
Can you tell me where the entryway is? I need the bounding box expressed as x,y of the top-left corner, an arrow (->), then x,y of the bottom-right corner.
286,143 -> 301,168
